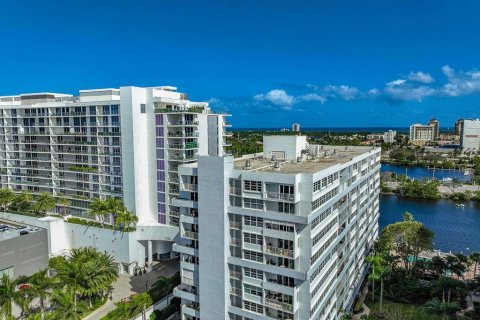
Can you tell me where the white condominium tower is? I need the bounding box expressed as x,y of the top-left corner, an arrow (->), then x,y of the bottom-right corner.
0,86 -> 230,271
174,135 -> 381,320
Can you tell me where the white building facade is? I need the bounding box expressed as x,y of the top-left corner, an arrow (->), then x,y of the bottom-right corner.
0,86 -> 230,272
409,123 -> 435,142
383,130 -> 396,143
174,136 -> 381,320
461,119 -> 480,151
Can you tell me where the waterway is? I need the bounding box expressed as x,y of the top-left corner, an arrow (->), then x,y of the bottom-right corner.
381,163 -> 472,182
379,195 -> 480,253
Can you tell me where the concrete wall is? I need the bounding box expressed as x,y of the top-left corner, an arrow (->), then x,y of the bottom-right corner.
263,135 -> 307,160
198,156 -> 233,320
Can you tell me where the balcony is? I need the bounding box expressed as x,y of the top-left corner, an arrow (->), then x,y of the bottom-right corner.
264,298 -> 293,312
229,270 -> 242,280
183,183 -> 197,191
230,237 -> 241,246
183,230 -> 199,240
265,246 -> 294,258
229,221 -> 241,229
265,191 -> 294,202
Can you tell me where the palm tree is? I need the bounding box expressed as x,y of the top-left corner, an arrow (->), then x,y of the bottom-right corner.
75,248 -> 119,307
470,252 -> 480,279
49,288 -> 86,320
116,209 -> 139,231
366,254 -> 389,313
0,273 -> 17,319
89,198 -> 108,227
106,197 -> 125,226
0,189 -> 15,211
56,196 -> 71,216
15,284 -> 34,318
28,269 -> 56,314
32,192 -> 57,216
50,248 -> 119,308
12,190 -> 33,212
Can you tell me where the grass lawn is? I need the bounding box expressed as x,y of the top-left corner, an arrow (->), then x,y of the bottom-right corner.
366,299 -> 442,320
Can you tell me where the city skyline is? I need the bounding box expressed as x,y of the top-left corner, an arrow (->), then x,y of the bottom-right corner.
1,1 -> 480,127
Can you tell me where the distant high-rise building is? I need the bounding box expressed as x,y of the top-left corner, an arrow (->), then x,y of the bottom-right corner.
409,124 -> 434,142
292,123 -> 300,132
383,130 -> 397,143
460,119 -> 480,150
428,118 -> 440,141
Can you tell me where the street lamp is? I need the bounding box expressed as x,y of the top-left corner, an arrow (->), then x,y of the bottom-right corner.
145,280 -> 148,292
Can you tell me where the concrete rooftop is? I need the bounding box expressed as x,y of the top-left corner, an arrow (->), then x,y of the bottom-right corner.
233,145 -> 377,174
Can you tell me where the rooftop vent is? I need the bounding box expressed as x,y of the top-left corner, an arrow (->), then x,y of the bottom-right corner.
273,160 -> 280,170
244,160 -> 252,170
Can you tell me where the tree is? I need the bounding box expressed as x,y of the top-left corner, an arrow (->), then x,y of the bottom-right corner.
57,196 -> 71,216
428,256 -> 447,277
470,252 -> 480,279
89,198 -> 109,227
49,248 -> 119,308
106,197 -> 125,226
49,288 -> 86,320
32,192 -> 57,216
366,254 -> 389,314
11,190 -> 33,212
379,212 -> 434,275
116,209 -> 138,231
0,189 -> 15,211
0,274 -> 17,319
28,269 -> 56,315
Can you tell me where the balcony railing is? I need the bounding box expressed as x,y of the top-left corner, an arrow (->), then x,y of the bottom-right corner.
229,270 -> 242,279
229,221 -> 241,229
264,298 -> 293,312
183,230 -> 198,240
265,246 -> 294,258
265,191 -> 294,202
183,183 -> 197,191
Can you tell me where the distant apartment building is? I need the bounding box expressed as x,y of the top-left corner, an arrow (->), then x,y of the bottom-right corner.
366,133 -> 383,141
292,123 -> 300,132
428,118 -> 440,141
173,135 -> 381,320
0,86 -> 230,272
409,120 -> 439,144
460,119 -> 480,151
383,130 -> 396,143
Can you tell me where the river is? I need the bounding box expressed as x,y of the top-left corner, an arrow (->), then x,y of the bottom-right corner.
379,195 -> 480,253
381,163 -> 472,182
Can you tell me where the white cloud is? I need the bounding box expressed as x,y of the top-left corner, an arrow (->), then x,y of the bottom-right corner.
298,93 -> 327,104
323,85 -> 360,100
408,71 -> 434,84
383,84 -> 436,102
440,65 -> 480,97
386,79 -> 406,86
254,89 -> 295,108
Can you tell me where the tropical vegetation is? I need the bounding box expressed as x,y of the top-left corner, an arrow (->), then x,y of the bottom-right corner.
102,272 -> 180,320
0,247 -> 118,319
357,212 -> 480,319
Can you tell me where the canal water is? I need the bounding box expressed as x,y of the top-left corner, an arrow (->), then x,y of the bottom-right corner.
379,195 -> 480,253
381,163 -> 472,182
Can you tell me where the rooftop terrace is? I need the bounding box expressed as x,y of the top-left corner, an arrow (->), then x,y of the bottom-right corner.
233,145 -> 378,174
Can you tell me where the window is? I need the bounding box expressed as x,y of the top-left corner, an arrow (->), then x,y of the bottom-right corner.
140,104 -> 146,113
244,267 -> 263,279
244,301 -> 263,314
244,180 -> 262,192
244,250 -> 263,262
278,202 -> 295,214
244,284 -> 262,297
244,216 -> 263,227
244,232 -> 263,245
244,198 -> 263,210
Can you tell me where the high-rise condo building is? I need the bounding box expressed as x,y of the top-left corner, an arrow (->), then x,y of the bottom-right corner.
173,135 -> 381,320
427,118 -> 439,141
460,119 -> 480,151
0,86 -> 230,272
383,130 -> 396,144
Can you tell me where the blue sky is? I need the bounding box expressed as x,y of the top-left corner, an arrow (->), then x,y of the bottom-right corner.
1,1 -> 480,128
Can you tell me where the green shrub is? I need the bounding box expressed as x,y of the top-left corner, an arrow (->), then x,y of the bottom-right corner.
149,298 -> 180,320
